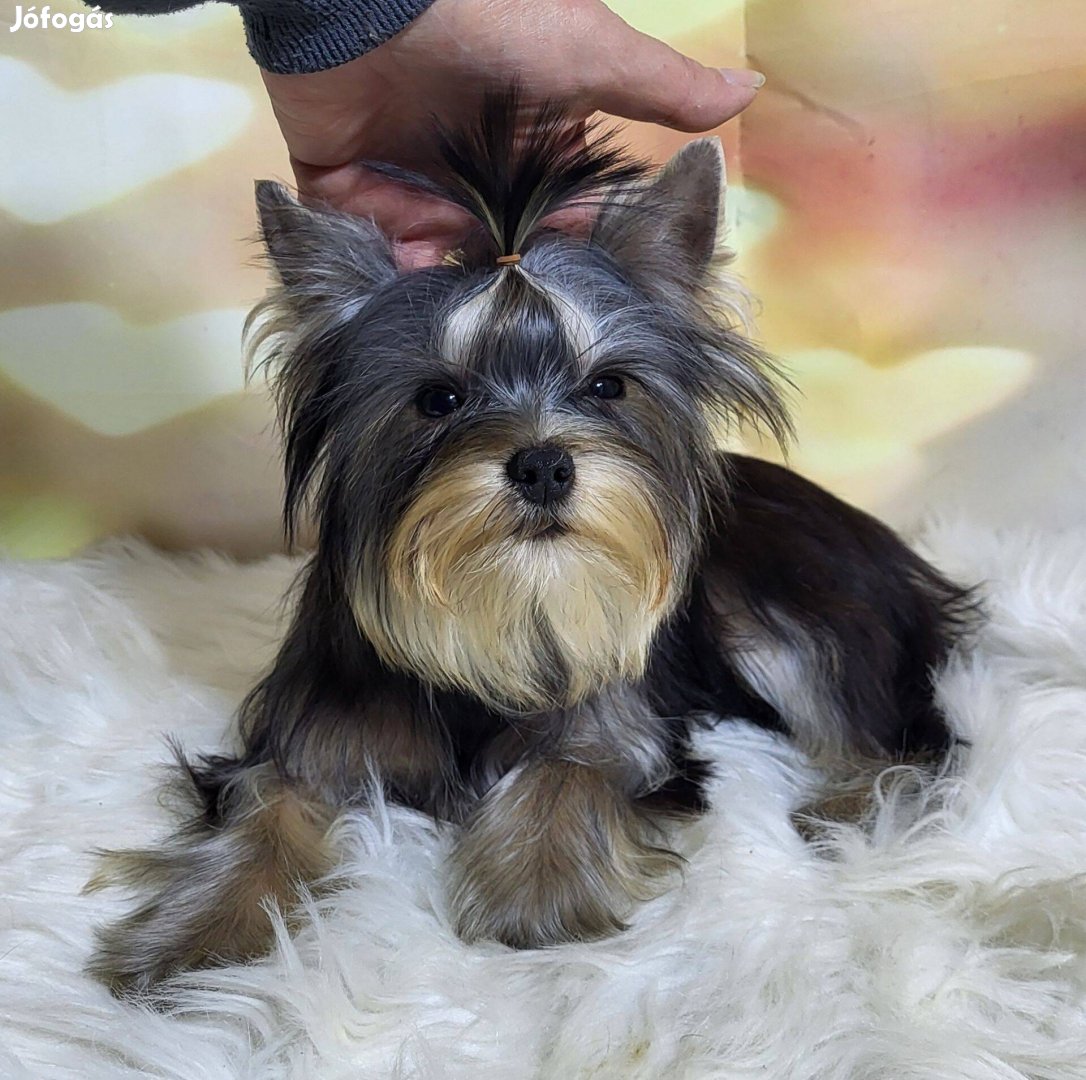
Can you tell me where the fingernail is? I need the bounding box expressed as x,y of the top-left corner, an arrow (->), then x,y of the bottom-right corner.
721,68 -> 766,89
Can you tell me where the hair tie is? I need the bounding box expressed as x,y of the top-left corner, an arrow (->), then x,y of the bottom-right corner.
495,253 -> 522,266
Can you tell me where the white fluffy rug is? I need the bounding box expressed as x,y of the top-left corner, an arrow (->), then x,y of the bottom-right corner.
3,523 -> 1086,1079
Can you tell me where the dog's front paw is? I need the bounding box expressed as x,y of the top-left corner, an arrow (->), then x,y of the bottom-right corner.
86,770 -> 336,998
449,760 -> 678,948
450,840 -> 625,949
86,843 -> 284,999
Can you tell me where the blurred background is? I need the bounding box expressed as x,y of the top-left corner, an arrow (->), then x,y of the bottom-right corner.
1,0 -> 1083,558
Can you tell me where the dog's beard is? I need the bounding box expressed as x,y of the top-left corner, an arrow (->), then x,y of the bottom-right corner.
351,445 -> 679,712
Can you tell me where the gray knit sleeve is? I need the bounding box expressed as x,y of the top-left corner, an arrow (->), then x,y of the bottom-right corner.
90,0 -> 439,74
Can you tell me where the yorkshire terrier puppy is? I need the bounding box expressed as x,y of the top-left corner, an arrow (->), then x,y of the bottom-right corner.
89,93 -> 972,996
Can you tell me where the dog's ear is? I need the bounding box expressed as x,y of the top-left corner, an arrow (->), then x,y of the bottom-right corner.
250,183 -> 399,544
594,137 -> 729,289
255,180 -> 397,302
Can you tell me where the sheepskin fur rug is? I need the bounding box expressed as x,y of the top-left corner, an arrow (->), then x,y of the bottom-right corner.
3,522 -> 1086,1080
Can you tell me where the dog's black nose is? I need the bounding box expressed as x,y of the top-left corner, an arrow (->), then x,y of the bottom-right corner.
506,446 -> 575,506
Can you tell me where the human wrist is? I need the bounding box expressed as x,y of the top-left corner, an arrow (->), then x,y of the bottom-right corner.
239,0 -> 438,74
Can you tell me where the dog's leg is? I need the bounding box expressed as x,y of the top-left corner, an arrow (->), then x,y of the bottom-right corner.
449,689 -> 681,948
87,582 -> 466,996
450,757 -> 677,947
86,761 -> 336,998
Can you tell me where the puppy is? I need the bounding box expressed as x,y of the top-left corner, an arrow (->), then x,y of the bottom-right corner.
88,92 -> 973,996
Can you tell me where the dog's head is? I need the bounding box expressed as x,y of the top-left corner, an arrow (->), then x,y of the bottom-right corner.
251,94 -> 788,712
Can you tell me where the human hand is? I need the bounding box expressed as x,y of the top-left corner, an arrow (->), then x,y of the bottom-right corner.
261,0 -> 763,268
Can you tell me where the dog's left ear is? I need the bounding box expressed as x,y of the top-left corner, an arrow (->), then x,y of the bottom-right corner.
594,137 -> 729,289
255,180 -> 397,303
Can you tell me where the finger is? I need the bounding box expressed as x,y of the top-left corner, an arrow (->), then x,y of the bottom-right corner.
336,185 -> 471,243
347,188 -> 475,269
294,162 -> 476,264
539,205 -> 596,239
584,18 -> 764,132
393,239 -> 453,270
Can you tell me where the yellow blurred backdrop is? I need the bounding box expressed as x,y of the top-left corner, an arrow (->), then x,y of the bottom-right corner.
1,0 -> 1083,557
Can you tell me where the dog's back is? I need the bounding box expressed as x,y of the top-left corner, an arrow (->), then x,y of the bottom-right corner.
649,453 -> 976,771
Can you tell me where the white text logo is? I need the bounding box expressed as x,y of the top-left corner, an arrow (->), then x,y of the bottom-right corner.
10,6 -> 115,32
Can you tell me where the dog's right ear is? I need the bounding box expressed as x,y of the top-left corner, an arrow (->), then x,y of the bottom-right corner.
255,181 -> 397,303
250,184 -> 399,544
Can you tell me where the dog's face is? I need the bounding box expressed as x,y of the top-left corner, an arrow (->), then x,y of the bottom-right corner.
252,138 -> 785,712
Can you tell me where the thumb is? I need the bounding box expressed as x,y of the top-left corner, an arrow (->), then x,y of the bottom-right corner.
584,13 -> 764,132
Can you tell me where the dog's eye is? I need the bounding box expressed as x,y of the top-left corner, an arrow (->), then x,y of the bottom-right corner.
416,387 -> 463,418
588,375 -> 625,401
